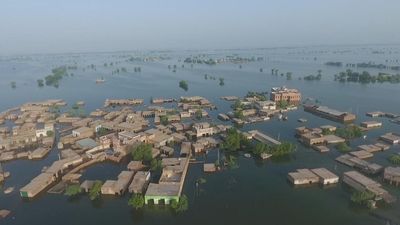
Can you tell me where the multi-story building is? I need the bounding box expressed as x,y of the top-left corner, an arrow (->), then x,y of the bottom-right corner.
270,86 -> 301,105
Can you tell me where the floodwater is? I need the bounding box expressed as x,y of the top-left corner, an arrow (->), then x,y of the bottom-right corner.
0,45 -> 400,225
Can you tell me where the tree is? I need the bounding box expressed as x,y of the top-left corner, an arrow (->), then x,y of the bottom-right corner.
335,142 -> 351,153
11,81 -> 16,89
131,143 -> 153,161
335,126 -> 363,139
160,115 -> 169,125
179,80 -> 188,91
195,109 -> 203,120
277,100 -> 289,109
286,72 -> 292,80
89,181 -> 102,200
221,128 -> 250,152
388,154 -> 400,165
128,193 -> 145,209
65,184 -> 82,197
232,100 -> 243,110
171,195 -> 189,213
150,158 -> 162,171
96,127 -> 109,137
37,79 -> 44,87
268,142 -> 295,157
219,77 -> 225,86
252,142 -> 269,155
46,130 -> 54,137
351,190 -> 375,207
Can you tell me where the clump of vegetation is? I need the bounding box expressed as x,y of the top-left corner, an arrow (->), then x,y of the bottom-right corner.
252,142 -> 269,155
65,184 -> 82,197
68,104 -> 86,118
46,130 -> 54,137
232,100 -> 244,110
325,61 -> 343,67
128,193 -> 145,209
350,190 -> 375,208
335,126 -> 363,139
171,195 -> 189,213
160,115 -> 169,125
195,109 -> 203,120
335,142 -> 351,153
89,180 -> 102,200
219,77 -> 225,86
220,128 -> 251,152
96,127 -> 109,137
131,143 -> 153,161
150,158 -> 162,171
246,91 -> 267,101
277,100 -> 290,109
269,142 -> 296,157
286,72 -> 292,80
225,155 -> 239,169
179,80 -> 188,91
233,110 -> 244,120
388,154 -> 400,165
45,66 -> 68,87
303,74 -> 322,81
37,79 -> 44,87
334,69 -> 400,84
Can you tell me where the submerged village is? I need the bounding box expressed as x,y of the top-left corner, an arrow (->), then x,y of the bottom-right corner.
1,84 -> 400,219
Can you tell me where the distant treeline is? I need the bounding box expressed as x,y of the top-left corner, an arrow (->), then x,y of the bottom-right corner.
325,61 -> 400,70
334,70 -> 400,84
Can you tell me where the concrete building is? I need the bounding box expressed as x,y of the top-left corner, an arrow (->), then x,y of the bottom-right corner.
255,101 -> 277,110
288,169 -> 319,185
192,122 -> 215,138
343,171 -> 396,204
128,171 -> 150,194
380,133 -> 400,144
360,121 -> 382,129
270,86 -> 301,105
384,167 -> 400,186
304,105 -> 356,123
144,183 -> 180,205
101,171 -> 134,195
310,168 -> 339,185
72,127 -> 94,138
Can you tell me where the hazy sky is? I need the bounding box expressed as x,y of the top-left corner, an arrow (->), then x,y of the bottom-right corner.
1,0 -> 399,55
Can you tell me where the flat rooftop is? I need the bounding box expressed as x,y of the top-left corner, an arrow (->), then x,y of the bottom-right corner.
145,183 -> 180,197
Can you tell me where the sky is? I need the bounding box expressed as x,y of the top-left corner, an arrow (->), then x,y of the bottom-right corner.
1,0 -> 400,55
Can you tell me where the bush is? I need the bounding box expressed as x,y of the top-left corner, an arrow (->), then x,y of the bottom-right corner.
351,190 -> 375,207
89,181 -> 102,200
335,126 -> 363,139
268,142 -> 295,157
150,158 -> 162,171
335,142 -> 351,153
388,154 -> 400,165
65,184 -> 82,197
131,143 -> 153,161
160,115 -> 169,125
171,195 -> 189,213
179,80 -> 188,91
46,130 -> 54,137
221,128 -> 250,152
128,193 -> 145,209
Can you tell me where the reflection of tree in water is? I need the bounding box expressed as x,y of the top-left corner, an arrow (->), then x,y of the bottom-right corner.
90,197 -> 104,208
130,208 -> 144,223
226,176 -> 238,190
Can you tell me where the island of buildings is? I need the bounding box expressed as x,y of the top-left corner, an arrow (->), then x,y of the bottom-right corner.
0,85 -> 398,212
